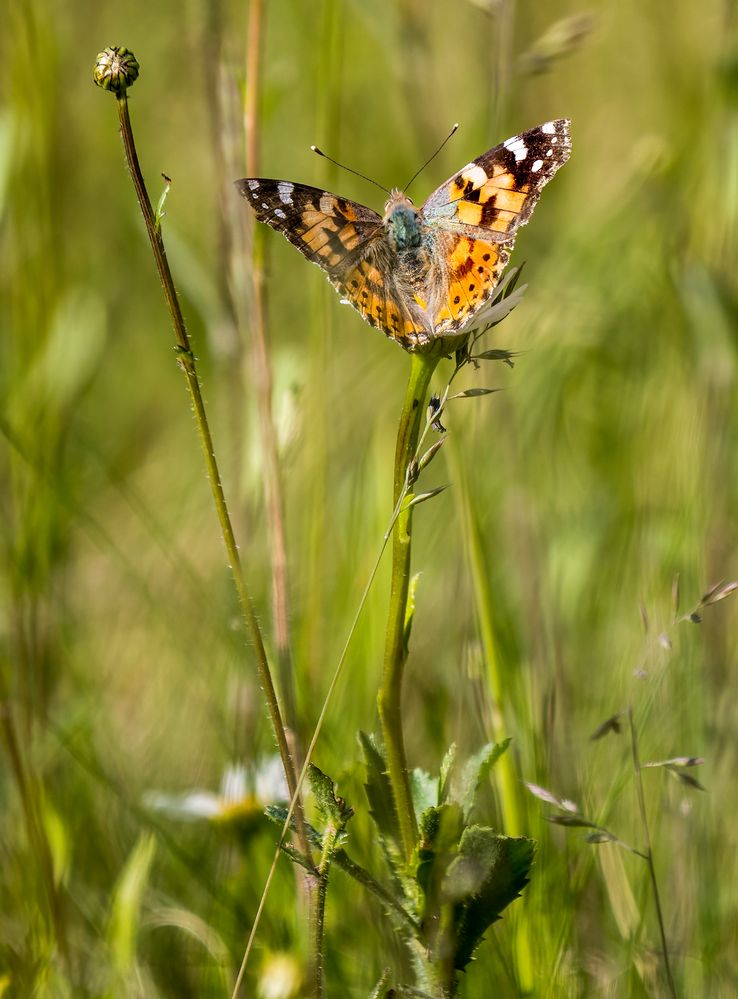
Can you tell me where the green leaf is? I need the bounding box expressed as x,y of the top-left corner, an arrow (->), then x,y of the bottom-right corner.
459,740 -> 510,820
107,833 -> 157,975
416,804 -> 464,923
438,743 -> 457,805
442,827 -> 535,971
406,485 -> 449,508
404,572 -> 421,647
448,387 -> 499,399
359,732 -> 403,865
307,763 -> 353,827
411,767 -> 437,818
368,967 -> 392,998
264,804 -> 322,850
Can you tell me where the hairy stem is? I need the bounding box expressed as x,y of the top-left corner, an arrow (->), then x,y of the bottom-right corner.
378,351 -> 439,861
628,707 -> 677,998
113,93 -> 311,862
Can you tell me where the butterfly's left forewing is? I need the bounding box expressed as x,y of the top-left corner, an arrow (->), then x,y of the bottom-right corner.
235,178 -> 429,346
235,179 -> 383,269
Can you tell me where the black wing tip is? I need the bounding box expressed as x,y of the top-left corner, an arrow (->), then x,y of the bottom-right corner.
234,178 -> 252,197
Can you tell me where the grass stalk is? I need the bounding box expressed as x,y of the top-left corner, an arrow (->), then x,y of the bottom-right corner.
110,90 -> 311,862
378,350 -> 439,861
242,0 -> 300,757
627,706 -> 677,998
450,441 -> 534,990
0,697 -> 72,978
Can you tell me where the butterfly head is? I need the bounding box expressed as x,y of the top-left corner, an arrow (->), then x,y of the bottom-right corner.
383,189 -> 422,252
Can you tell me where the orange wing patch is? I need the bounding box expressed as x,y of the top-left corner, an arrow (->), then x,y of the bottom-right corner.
333,257 -> 426,345
451,164 -> 532,236
433,236 -> 509,334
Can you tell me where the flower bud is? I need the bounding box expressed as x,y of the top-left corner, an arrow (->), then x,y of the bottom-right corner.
93,46 -> 139,96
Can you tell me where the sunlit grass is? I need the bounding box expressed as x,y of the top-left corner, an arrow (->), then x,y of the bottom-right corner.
2,1 -> 737,996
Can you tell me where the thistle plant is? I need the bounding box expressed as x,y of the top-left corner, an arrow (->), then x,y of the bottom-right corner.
95,44 -> 563,998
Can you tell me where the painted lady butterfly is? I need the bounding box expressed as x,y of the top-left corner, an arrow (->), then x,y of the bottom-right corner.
236,119 -> 571,350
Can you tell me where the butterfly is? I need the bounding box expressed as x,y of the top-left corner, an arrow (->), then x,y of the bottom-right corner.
236,119 -> 571,350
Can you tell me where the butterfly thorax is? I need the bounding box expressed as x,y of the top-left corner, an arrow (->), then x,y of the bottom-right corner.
383,190 -> 422,252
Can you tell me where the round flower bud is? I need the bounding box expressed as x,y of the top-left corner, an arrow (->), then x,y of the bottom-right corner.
93,46 -> 139,96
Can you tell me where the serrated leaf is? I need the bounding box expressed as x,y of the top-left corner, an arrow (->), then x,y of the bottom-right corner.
307,763 -> 352,827
416,804 -> 465,926
438,744 -> 457,806
368,968 -> 392,999
442,828 -> 535,971
264,804 -> 322,849
590,713 -> 622,740
359,732 -> 402,862
411,768 -> 437,818
459,740 -> 511,820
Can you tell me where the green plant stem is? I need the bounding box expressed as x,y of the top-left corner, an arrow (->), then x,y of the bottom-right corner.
113,93 -> 311,863
379,351 -> 439,861
628,707 -> 677,999
310,825 -> 339,999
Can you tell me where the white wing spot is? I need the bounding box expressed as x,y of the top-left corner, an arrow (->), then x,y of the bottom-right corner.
546,149 -> 553,157
261,202 -> 269,209
247,179 -> 259,190
551,137 -> 558,145
532,160 -> 543,172
278,182 -> 294,205
504,136 -> 528,162
541,121 -> 556,134
274,208 -> 286,219
461,164 -> 488,188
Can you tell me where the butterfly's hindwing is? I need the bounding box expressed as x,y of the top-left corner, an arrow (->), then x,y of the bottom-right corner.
429,234 -> 511,334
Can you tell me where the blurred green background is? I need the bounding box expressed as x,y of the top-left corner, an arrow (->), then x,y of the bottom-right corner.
2,0 -> 738,995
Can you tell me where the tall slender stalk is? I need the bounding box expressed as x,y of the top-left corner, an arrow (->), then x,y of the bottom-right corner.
379,350 -> 439,861
105,83 -> 312,863
242,0 -> 298,742
627,707 -> 677,999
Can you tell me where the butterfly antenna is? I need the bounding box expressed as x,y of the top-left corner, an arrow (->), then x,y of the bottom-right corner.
403,123 -> 460,194
310,146 -> 390,194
